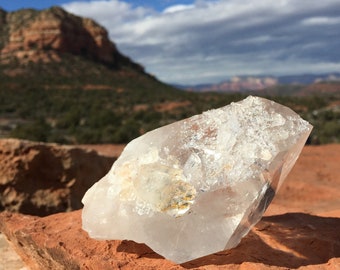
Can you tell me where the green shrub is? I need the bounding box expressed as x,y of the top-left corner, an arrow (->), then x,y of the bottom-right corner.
10,118 -> 51,142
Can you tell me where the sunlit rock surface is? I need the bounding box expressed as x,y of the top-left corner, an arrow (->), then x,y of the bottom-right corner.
82,96 -> 312,263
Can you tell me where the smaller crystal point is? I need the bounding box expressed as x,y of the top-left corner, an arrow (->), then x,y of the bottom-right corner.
82,96 -> 312,263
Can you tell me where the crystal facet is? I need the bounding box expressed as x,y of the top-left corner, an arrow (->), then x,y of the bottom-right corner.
81,96 -> 312,263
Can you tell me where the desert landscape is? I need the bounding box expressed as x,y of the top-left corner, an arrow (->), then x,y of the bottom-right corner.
1,5 -> 339,270
0,140 -> 339,269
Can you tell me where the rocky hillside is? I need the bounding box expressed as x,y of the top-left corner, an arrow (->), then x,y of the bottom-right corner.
0,6 -> 193,144
0,6 -> 143,72
0,7 -> 339,146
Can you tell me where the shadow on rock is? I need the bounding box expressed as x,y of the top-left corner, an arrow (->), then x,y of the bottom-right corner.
182,213 -> 340,269
117,240 -> 164,259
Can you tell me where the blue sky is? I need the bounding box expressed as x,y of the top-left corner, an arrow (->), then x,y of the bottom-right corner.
1,0 -> 340,84
0,0 -> 194,12
0,0 -> 69,11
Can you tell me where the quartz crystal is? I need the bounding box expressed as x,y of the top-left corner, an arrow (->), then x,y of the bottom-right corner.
82,96 -> 312,263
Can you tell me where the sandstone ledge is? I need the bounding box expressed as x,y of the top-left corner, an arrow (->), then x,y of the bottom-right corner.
0,210 -> 339,270
0,139 -> 116,216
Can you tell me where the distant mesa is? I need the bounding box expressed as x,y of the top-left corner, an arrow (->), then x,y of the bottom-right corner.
186,76 -> 278,92
183,73 -> 340,93
0,6 -> 143,72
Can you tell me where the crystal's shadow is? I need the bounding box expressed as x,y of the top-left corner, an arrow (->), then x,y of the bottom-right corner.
117,213 -> 340,268
182,213 -> 340,268
117,240 -> 164,260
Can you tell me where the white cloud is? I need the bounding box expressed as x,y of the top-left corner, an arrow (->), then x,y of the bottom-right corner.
302,16 -> 340,26
163,4 -> 194,14
63,0 -> 340,84
63,0 -> 153,26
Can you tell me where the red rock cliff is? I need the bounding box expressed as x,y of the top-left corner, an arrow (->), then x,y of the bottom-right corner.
0,6 -> 142,71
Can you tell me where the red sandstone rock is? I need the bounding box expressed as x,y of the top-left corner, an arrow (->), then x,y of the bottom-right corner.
0,139 -> 116,216
0,144 -> 340,269
0,210 -> 339,270
0,7 -> 143,72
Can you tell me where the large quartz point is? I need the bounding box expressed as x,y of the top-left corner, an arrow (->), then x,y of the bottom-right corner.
82,96 -> 312,263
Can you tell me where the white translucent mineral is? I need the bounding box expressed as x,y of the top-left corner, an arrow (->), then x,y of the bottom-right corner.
82,96 -> 312,263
